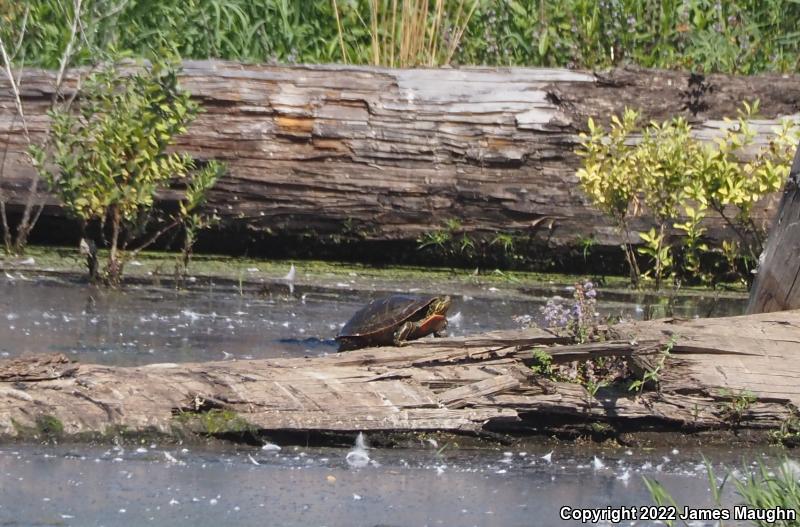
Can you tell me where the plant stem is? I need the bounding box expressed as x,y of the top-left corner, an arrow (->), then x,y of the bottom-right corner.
332,0 -> 348,64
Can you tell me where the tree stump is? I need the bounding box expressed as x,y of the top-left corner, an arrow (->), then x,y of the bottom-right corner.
747,139 -> 800,314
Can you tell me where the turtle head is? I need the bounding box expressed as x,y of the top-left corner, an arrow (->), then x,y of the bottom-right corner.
429,295 -> 451,316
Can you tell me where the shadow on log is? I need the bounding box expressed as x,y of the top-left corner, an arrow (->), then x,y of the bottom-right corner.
0,310 -> 798,444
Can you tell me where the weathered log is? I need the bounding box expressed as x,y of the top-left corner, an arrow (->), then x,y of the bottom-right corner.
0,311 -> 798,441
1,62 -> 797,257
747,139 -> 800,313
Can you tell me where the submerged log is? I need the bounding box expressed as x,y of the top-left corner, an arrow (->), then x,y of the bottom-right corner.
0,310 -> 798,441
747,139 -> 800,313
1,62 -> 797,256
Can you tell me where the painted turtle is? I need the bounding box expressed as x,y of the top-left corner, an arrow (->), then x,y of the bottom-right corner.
336,294 -> 451,352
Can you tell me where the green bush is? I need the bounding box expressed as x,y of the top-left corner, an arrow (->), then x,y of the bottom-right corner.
576,102 -> 797,287
32,57 -> 223,285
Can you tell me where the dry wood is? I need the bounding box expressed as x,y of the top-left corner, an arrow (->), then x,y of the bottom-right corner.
0,310 -> 798,440
1,63 -> 798,253
748,139 -> 800,313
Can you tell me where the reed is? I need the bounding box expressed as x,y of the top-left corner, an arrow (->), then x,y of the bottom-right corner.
2,0 -> 800,73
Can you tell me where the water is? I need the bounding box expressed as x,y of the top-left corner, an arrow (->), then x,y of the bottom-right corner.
0,272 -> 759,526
0,443 -> 782,527
0,275 -> 747,366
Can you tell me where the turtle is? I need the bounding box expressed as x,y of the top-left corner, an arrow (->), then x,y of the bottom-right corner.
336,294 -> 452,352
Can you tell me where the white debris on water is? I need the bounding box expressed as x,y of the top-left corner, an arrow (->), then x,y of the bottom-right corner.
163,451 -> 184,465
541,451 -> 553,463
261,443 -> 281,452
592,456 -> 605,470
181,310 -> 202,322
248,454 -> 260,466
346,432 -> 370,469
447,311 -> 463,327
353,494 -> 362,500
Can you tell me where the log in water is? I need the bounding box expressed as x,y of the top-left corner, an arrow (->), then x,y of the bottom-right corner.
0,309 -> 797,441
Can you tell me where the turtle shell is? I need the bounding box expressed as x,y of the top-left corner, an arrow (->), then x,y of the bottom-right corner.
337,294 -> 442,339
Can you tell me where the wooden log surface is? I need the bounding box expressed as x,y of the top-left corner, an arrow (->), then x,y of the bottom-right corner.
748,139 -> 800,313
0,310 -> 798,440
1,62 -> 799,253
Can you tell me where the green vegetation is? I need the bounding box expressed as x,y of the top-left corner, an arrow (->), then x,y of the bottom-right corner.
645,458 -> 800,527
628,336 -> 676,395
35,414 -> 65,439
4,0 -> 800,74
33,57 -> 223,285
416,220 -> 543,271
529,348 -> 555,376
11,414 -> 65,442
577,102 -> 798,287
717,388 -> 758,426
770,416 -> 800,447
173,409 -> 255,436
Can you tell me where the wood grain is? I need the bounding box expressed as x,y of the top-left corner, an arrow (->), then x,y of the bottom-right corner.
0,311 -> 798,438
1,62 -> 798,255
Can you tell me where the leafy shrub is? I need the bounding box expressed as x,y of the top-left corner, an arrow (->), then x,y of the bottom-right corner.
32,57 -> 223,285
577,102 -> 798,287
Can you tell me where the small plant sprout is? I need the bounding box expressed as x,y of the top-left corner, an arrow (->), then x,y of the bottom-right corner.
628,336 -> 677,395
717,388 -> 758,426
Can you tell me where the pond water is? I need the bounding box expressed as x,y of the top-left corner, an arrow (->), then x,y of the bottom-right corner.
0,442 -> 785,527
0,270 -> 765,527
0,273 -> 747,366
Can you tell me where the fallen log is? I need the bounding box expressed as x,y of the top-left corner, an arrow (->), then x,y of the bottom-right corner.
1,62 -> 797,259
0,310 -> 798,443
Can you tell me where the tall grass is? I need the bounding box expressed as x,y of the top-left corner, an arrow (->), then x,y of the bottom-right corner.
332,0 -> 477,67
645,458 -> 800,527
3,0 -> 800,73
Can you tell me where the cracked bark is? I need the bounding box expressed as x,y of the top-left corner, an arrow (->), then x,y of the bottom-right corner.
1,63 -> 797,255
748,139 -> 800,313
0,311 -> 798,440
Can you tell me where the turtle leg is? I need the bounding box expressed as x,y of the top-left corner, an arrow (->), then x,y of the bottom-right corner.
393,321 -> 416,346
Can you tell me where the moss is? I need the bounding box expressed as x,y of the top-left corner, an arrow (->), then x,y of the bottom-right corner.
3,245 -> 749,297
173,409 -> 254,436
11,414 -> 65,441
36,414 -> 65,438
